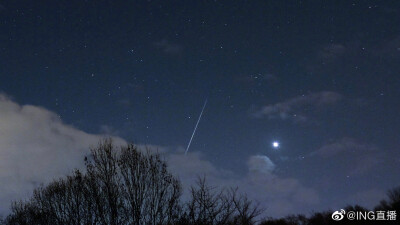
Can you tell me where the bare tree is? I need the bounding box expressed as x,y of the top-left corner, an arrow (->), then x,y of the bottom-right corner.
375,186 -> 400,212
84,139 -> 124,225
4,139 -> 263,225
5,139 -> 182,225
229,188 -> 262,225
387,186 -> 400,211
185,176 -> 261,225
28,170 -> 93,225
6,201 -> 44,225
117,144 -> 181,225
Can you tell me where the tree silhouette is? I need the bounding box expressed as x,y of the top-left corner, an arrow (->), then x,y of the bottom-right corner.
181,176 -> 261,225
375,186 -> 400,213
3,139 -> 261,225
4,139 -> 181,225
2,139 -> 398,225
259,187 -> 400,225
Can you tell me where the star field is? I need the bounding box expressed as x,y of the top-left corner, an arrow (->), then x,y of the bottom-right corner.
0,0 -> 400,217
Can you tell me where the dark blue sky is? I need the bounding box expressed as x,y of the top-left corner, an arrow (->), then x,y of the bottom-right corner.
1,0 -> 400,216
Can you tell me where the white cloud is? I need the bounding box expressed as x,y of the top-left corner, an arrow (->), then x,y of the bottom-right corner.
0,94 -> 124,214
247,155 -> 275,173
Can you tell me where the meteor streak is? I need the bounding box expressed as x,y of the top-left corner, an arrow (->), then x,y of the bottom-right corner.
184,98 -> 208,155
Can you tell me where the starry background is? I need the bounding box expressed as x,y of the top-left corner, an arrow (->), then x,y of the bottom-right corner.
0,0 -> 400,217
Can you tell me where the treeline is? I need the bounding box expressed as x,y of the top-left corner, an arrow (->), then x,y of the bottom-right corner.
261,192 -> 400,225
1,139 -> 399,225
2,139 -> 261,225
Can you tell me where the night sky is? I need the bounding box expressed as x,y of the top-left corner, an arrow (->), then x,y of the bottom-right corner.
1,0 -> 400,217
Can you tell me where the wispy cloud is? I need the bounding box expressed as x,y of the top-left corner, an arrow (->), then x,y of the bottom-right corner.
347,189 -> 386,209
310,137 -> 383,176
117,98 -> 131,106
251,91 -> 342,123
154,39 -> 183,55
99,125 -> 120,136
374,35 -> 400,58
311,137 -> 377,158
236,73 -> 277,84
307,37 -> 400,74
318,43 -> 346,63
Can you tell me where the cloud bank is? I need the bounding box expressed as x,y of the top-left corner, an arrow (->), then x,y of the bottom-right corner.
0,94 -> 318,218
0,94 -> 124,214
166,152 -> 319,217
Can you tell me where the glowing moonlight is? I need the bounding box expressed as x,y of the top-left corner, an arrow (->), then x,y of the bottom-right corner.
272,141 -> 279,148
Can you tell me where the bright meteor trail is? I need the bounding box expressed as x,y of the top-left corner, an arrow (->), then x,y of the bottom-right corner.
185,99 -> 208,155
